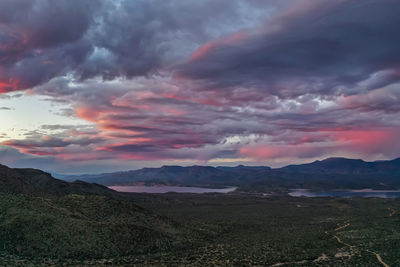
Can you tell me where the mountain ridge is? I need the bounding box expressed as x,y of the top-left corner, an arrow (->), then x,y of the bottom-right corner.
55,157 -> 400,191
0,163 -> 116,196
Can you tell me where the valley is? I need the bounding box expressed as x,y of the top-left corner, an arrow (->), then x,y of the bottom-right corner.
1,163 -> 400,266
1,192 -> 400,266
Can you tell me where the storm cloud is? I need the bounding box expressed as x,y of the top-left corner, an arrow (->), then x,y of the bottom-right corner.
0,0 -> 283,91
1,0 -> 400,172
175,1 -> 400,97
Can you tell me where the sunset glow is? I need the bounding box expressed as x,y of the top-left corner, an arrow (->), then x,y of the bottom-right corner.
1,0 -> 399,173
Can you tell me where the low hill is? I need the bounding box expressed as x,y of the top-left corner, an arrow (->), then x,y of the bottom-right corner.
0,193 -> 191,260
0,164 -> 114,196
0,163 -> 194,261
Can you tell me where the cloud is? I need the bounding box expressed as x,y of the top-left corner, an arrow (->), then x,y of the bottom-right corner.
0,0 -> 98,91
0,0 -> 280,92
239,128 -> 400,161
175,0 -> 400,98
1,0 -> 400,172
338,82 -> 400,113
3,136 -> 104,149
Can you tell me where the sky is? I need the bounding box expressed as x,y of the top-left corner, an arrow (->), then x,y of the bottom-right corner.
0,0 -> 400,174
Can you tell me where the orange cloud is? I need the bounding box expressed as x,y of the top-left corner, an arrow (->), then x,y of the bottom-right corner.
188,30 -> 248,61
239,128 -> 400,160
0,81 -> 10,93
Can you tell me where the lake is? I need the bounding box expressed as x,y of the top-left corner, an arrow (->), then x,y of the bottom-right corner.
289,189 -> 400,198
108,185 -> 237,194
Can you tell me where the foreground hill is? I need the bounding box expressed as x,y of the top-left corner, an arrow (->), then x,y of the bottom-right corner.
0,164 -> 115,196
0,163 -> 195,262
60,157 -> 400,191
0,193 -> 192,261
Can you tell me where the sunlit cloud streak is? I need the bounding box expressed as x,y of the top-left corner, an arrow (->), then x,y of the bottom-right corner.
0,0 -> 399,173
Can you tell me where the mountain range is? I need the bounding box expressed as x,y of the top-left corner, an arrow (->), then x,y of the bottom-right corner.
57,157 -> 400,191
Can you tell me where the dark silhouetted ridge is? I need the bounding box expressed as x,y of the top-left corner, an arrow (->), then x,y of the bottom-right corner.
0,163 -> 114,196
58,157 -> 400,191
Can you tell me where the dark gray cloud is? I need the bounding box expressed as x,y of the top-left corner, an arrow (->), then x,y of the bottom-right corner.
0,0 -> 96,47
175,0 -> 400,97
0,0 -> 98,90
0,0 -> 281,91
3,136 -> 104,148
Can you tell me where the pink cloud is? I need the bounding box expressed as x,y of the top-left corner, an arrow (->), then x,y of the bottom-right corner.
240,128 -> 400,161
188,30 -> 248,62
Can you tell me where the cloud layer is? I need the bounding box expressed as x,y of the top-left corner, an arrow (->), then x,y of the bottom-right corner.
1,0 -> 400,172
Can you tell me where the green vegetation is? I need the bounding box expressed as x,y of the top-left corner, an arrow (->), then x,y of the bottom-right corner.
134,194 -> 400,266
1,192 -> 400,266
1,163 -> 400,266
0,193 -> 193,264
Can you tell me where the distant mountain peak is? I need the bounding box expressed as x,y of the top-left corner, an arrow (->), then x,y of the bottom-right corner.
321,157 -> 364,162
160,165 -> 183,169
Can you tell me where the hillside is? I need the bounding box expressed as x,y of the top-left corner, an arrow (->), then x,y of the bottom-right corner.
0,164 -> 115,196
1,163 -> 400,266
0,163 -> 195,262
0,193 -> 192,261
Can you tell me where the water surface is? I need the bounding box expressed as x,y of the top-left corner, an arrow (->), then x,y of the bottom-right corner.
289,189 -> 400,198
109,185 -> 237,194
